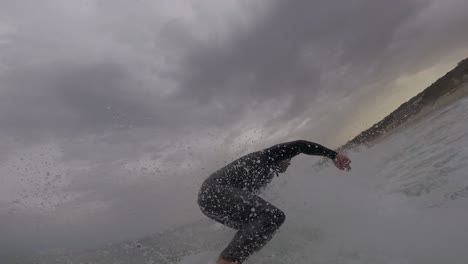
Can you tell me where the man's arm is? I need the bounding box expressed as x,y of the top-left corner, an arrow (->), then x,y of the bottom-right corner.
263,140 -> 337,163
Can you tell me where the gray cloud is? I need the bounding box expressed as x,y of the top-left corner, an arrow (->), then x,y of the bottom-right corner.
1,62 -> 150,137
176,0 -> 432,130
2,0 -> 468,146
0,59 -> 241,145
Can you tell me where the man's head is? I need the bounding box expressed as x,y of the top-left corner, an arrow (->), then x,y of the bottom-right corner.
276,158 -> 291,173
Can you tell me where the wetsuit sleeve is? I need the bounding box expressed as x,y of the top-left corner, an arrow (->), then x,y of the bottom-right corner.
262,140 -> 337,163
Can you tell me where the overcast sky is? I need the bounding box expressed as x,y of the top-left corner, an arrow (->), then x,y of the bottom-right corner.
1,0 -> 468,255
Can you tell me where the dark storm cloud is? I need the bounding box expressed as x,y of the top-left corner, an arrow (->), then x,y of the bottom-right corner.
177,0 -> 429,120
2,0 -> 468,147
0,60 -> 241,145
175,0 -> 468,140
1,62 -> 153,137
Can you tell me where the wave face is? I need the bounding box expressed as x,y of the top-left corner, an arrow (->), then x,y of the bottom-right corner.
29,97 -> 468,263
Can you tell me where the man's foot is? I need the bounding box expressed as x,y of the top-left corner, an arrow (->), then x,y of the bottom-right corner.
216,258 -> 233,264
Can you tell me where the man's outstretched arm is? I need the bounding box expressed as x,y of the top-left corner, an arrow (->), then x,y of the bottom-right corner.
263,140 -> 351,171
263,140 -> 337,162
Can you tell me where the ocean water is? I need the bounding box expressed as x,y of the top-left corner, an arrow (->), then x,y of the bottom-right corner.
27,97 -> 468,263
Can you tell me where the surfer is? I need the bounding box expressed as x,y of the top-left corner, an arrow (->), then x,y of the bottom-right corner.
198,140 -> 351,264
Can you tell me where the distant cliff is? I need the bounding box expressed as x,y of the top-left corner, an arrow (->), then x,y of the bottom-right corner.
339,57 -> 468,151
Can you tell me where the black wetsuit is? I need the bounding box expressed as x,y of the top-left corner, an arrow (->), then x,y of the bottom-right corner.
198,140 -> 337,263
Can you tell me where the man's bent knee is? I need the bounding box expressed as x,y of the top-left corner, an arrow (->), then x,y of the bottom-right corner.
264,207 -> 286,229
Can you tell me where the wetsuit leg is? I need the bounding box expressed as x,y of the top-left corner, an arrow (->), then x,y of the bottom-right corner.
198,185 -> 286,263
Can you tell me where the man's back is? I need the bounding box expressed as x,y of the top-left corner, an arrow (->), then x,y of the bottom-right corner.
201,140 -> 338,192
203,150 -> 276,192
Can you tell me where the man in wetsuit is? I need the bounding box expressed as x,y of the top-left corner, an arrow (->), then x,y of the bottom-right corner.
198,140 -> 352,264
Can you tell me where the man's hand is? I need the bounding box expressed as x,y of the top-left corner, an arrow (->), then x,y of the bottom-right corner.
333,153 -> 351,171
